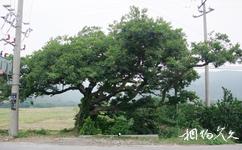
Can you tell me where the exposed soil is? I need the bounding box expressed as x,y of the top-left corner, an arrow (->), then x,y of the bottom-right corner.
0,135 -> 161,146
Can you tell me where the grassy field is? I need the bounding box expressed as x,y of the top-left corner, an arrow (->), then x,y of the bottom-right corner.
0,107 -> 77,130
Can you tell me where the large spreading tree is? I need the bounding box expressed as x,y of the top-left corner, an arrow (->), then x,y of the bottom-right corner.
21,7 -> 242,130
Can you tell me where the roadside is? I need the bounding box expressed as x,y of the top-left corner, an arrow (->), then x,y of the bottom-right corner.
1,142 -> 242,150
0,131 -> 237,146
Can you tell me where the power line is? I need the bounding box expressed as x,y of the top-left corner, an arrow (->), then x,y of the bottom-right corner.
28,0 -> 34,23
0,0 -> 33,54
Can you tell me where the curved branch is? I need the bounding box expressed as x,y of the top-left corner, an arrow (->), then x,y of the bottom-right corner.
194,62 -> 209,67
42,86 -> 80,95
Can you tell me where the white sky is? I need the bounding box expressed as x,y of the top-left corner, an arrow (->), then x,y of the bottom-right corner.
0,0 -> 242,59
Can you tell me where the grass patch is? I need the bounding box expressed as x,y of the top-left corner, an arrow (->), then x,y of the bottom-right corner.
0,107 -> 78,138
0,129 -> 8,137
0,128 -> 76,138
0,107 -> 77,130
159,137 -> 235,145
17,129 -> 50,138
89,135 -> 235,145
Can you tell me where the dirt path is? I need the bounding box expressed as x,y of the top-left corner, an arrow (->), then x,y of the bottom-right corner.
0,136 -> 160,146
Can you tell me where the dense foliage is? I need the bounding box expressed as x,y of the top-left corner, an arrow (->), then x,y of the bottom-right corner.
199,88 -> 242,141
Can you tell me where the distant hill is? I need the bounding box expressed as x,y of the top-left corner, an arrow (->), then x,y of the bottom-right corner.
1,70 -> 241,108
188,70 -> 242,102
0,90 -> 82,108
28,90 -> 82,107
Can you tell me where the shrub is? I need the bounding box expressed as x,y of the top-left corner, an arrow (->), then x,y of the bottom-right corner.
79,117 -> 101,135
199,87 -> 242,142
157,105 -> 177,126
176,102 -> 203,129
79,115 -> 133,135
109,115 -> 134,135
126,97 -> 160,134
130,107 -> 159,134
35,128 -> 48,135
95,115 -> 114,134
158,126 -> 180,138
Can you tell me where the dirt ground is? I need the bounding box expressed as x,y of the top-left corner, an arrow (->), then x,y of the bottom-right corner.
0,135 -> 161,146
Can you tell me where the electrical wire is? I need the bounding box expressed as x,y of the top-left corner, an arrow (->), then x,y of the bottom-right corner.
28,0 -> 34,23
13,0 -> 16,14
21,0 -> 34,48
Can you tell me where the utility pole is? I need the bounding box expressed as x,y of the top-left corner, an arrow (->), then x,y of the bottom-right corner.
9,0 -> 24,137
193,0 -> 214,106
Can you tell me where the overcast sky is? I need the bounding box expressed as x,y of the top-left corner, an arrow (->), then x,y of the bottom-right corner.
0,0 -> 242,58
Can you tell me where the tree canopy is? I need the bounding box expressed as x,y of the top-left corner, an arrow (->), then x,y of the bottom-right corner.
20,6 -> 242,130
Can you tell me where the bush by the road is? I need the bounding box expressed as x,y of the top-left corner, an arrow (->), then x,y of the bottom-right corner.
77,88 -> 242,143
199,88 -> 242,141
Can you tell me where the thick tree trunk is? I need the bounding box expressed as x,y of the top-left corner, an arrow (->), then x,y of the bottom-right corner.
174,88 -> 178,99
161,89 -> 167,104
74,94 -> 93,132
161,91 -> 166,102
